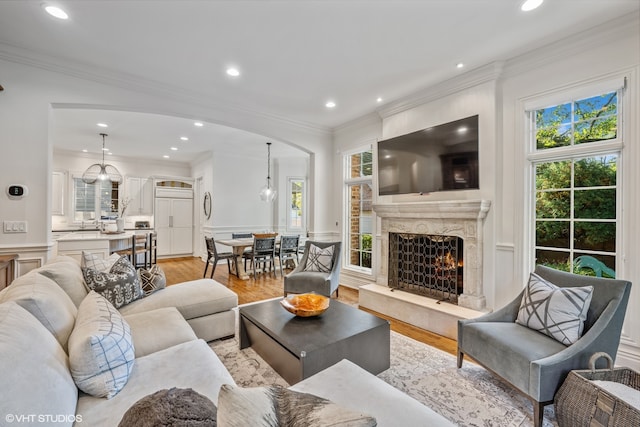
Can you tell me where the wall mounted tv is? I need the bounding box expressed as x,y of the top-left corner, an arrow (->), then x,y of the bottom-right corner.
377,115 -> 479,196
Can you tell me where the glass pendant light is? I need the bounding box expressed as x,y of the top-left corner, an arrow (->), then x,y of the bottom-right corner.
82,133 -> 123,184
259,142 -> 277,202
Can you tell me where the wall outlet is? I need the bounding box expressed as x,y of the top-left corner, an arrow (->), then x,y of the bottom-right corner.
3,221 -> 28,233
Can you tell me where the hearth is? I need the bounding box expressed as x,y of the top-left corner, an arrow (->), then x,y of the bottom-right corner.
389,232 -> 463,303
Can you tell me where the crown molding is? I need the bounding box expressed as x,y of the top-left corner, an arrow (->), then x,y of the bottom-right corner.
333,111 -> 382,135
376,62 -> 504,120
0,42 -> 332,138
502,12 -> 640,80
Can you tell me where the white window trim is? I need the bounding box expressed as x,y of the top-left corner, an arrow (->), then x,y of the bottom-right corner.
342,145 -> 374,275
524,83 -> 626,274
286,176 -> 306,233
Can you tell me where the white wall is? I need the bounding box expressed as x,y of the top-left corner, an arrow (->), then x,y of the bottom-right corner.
0,54 -> 333,274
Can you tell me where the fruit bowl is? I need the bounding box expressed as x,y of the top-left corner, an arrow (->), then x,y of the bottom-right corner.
280,293 -> 330,317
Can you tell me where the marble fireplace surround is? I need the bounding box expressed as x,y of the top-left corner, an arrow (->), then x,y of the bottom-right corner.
359,200 -> 491,339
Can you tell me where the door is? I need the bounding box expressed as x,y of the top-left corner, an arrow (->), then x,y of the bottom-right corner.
155,197 -> 193,256
171,198 -> 193,254
155,198 -> 172,256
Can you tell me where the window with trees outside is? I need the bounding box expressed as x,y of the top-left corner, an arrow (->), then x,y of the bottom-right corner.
344,148 -> 373,271
73,177 -> 120,222
528,88 -> 621,278
287,178 -> 305,231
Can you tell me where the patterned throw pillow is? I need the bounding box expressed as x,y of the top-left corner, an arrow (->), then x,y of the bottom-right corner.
216,384 -> 376,427
138,265 -> 167,296
303,244 -> 334,273
81,251 -> 121,272
516,272 -> 594,345
68,291 -> 135,398
83,256 -> 143,309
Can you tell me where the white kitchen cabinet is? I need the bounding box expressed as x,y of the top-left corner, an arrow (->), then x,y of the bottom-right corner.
155,197 -> 193,256
52,171 -> 67,216
125,176 -> 153,215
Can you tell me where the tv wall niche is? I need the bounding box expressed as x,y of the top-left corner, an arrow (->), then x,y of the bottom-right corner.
377,115 -> 479,196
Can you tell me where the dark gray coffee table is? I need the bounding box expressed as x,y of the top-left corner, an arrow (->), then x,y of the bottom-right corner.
239,298 -> 390,384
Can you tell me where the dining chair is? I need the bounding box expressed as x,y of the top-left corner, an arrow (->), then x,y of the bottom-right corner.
231,233 -> 253,239
203,237 -> 235,278
277,235 -> 300,277
243,236 -> 277,278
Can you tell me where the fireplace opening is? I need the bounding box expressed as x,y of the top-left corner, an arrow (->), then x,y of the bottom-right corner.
388,232 -> 463,304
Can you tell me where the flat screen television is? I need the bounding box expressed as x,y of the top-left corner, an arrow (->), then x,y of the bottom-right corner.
377,115 -> 479,196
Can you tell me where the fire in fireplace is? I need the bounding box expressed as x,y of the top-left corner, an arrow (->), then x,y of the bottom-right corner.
388,232 -> 463,303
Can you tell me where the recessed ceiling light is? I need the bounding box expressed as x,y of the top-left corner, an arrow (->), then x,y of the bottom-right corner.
82,149 -> 88,153
226,67 -> 240,77
456,62 -> 464,69
43,5 -> 69,20
325,101 -> 336,109
376,97 -> 383,103
97,123 -> 108,128
102,147 -> 109,151
521,0 -> 543,12
107,152 -> 113,155
180,136 -> 189,141
194,122 -> 204,127
163,155 -> 170,159
170,147 -> 178,151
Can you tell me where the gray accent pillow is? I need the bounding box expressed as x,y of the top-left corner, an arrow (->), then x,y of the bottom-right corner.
68,291 -> 135,398
119,387 -> 216,427
83,256 -> 143,309
516,272 -> 594,345
137,265 -> 166,296
216,384 -> 376,427
303,244 -> 334,273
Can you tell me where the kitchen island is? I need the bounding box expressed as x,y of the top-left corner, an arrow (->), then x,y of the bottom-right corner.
56,231 -> 135,262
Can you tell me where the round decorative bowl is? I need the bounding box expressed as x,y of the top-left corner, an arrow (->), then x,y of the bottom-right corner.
280,293 -> 330,317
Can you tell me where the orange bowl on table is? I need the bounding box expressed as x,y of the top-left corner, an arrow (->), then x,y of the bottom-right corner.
280,293 -> 330,317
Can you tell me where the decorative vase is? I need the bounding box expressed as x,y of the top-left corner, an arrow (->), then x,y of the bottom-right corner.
116,218 -> 125,232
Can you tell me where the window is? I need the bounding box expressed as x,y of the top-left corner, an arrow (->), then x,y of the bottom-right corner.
344,148 -> 373,271
287,178 -> 305,231
73,177 -> 120,222
528,89 -> 621,277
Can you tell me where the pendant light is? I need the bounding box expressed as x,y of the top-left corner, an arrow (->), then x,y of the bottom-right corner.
82,133 -> 123,184
258,142 -> 277,202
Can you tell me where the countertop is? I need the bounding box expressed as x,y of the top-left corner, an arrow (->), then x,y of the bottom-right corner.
56,231 -> 135,242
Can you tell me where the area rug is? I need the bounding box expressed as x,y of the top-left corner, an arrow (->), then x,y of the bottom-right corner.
210,331 -> 557,426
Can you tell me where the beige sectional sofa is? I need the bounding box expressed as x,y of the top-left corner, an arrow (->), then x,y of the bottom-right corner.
0,255 -> 455,426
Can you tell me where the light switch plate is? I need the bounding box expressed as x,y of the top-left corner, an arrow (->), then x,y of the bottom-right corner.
3,221 -> 28,233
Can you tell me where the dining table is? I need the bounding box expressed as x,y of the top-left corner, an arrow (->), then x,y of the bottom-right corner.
215,238 -> 254,280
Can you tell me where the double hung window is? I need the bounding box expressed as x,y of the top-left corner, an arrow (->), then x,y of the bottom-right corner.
344,148 -> 373,271
527,85 -> 623,277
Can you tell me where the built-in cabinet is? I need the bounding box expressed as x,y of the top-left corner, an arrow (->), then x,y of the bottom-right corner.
125,176 -> 153,215
52,171 -> 67,216
154,178 -> 194,257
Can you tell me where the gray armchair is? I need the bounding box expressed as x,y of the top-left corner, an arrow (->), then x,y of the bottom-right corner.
457,265 -> 631,427
284,241 -> 342,298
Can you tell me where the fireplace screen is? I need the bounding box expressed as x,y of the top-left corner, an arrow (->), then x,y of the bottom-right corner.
388,233 -> 463,303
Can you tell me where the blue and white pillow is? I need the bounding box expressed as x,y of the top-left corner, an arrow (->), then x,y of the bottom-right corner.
68,291 -> 135,398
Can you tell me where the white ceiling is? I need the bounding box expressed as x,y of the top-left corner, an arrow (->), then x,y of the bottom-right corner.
1,0 -> 638,163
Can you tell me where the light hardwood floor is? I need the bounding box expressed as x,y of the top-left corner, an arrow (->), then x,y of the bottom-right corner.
158,256 -> 458,356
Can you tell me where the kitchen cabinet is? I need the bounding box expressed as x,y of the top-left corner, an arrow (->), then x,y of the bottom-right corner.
155,197 -> 193,256
52,171 -> 67,216
125,176 -> 153,215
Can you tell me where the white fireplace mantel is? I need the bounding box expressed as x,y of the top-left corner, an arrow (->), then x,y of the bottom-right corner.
373,199 -> 491,310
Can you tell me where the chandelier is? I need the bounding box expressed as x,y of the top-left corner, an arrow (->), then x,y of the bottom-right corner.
82,133 -> 123,184
258,142 -> 277,202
